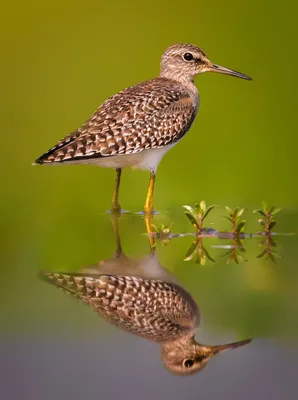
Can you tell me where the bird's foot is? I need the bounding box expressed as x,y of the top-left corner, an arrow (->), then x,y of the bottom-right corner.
144,207 -> 154,215
109,202 -> 122,216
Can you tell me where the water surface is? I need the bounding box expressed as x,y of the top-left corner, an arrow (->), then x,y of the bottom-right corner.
1,205 -> 298,399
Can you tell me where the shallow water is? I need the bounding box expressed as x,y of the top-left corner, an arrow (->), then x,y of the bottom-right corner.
1,205 -> 298,399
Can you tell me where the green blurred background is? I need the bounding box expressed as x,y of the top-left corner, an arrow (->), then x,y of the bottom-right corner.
1,0 -> 298,341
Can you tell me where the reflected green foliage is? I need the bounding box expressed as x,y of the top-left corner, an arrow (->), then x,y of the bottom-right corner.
184,237 -> 216,265
151,223 -> 173,246
221,237 -> 247,265
257,234 -> 279,263
172,203 -> 287,265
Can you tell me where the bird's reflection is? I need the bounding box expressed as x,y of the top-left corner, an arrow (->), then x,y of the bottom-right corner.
40,215 -> 251,375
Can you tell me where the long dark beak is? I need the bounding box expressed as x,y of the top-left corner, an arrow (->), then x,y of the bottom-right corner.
210,64 -> 252,80
211,338 -> 252,355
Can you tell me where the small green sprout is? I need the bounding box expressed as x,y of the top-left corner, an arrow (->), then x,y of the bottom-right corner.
225,207 -> 246,234
183,201 -> 216,232
254,202 -> 281,233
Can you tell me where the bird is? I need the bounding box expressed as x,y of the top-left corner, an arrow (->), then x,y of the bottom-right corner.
40,214 -> 251,376
33,42 -> 251,214
40,272 -> 251,375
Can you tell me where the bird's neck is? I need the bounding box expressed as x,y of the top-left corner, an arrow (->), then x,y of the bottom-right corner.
162,333 -> 196,350
160,68 -> 195,87
159,71 -> 199,109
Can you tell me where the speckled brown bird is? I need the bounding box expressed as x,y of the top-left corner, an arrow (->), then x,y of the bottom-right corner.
34,43 -> 251,213
41,271 -> 251,375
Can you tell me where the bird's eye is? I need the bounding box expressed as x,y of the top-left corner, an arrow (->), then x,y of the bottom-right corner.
183,53 -> 194,62
183,358 -> 195,368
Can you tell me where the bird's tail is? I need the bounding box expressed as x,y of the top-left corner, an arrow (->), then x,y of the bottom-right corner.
33,130 -> 81,165
39,271 -> 97,302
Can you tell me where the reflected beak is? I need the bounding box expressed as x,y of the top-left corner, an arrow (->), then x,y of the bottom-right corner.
211,338 -> 252,355
210,64 -> 252,80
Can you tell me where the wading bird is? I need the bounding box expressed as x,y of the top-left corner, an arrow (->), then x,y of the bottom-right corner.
34,43 -> 251,213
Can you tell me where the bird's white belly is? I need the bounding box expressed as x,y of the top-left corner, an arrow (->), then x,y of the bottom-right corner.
73,144 -> 177,172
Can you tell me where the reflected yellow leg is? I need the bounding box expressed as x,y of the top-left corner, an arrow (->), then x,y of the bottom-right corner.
144,213 -> 155,253
111,168 -> 122,213
144,171 -> 155,214
111,211 -> 122,258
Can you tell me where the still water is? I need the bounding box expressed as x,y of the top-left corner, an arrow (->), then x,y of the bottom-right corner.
1,205 -> 298,399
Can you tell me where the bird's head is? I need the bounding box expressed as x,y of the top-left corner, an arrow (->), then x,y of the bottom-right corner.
161,335 -> 251,376
160,43 -> 251,83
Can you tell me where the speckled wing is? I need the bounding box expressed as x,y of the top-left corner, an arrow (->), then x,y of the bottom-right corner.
40,272 -> 200,342
34,78 -> 196,164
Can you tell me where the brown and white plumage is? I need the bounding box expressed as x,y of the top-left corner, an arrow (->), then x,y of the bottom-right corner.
41,269 -> 251,375
34,43 -> 251,212
41,272 -> 199,342
34,78 -> 197,171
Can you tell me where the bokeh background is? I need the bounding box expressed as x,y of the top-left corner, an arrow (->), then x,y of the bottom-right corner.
1,1 -> 298,399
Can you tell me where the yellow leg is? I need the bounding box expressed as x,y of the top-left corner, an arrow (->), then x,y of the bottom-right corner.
111,168 -> 122,213
144,171 -> 155,214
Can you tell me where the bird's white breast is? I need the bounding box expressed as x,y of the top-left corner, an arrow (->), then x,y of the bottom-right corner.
73,143 -> 177,172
